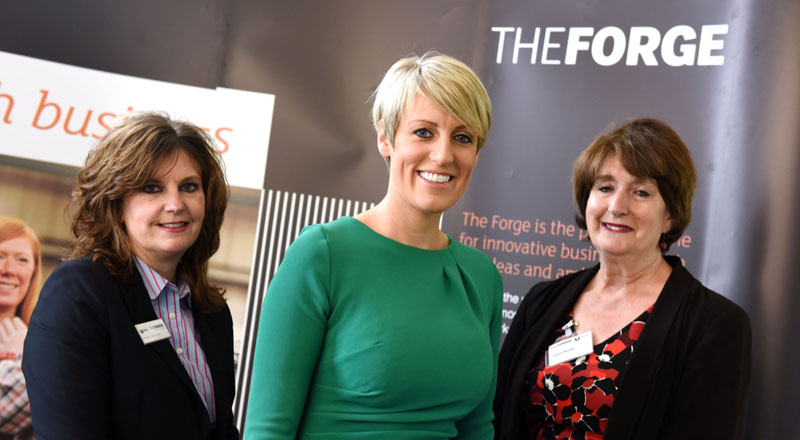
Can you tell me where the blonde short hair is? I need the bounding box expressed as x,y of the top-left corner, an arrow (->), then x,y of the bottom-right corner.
371,52 -> 492,151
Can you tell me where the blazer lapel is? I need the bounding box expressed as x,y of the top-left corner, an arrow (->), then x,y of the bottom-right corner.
194,310 -> 227,413
500,266 -> 597,438
604,256 -> 693,439
512,266 -> 597,382
118,272 -> 205,407
196,309 -> 235,440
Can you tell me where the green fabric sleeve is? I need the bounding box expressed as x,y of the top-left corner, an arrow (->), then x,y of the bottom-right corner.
243,226 -> 331,439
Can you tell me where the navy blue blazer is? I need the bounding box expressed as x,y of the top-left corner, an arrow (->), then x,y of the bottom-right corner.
22,257 -> 239,440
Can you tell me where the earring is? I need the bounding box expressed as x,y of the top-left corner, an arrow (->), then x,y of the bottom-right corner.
659,235 -> 667,252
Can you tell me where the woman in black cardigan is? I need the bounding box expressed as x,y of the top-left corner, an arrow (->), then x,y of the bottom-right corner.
494,118 -> 751,439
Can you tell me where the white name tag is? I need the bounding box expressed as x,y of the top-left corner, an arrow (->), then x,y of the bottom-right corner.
547,331 -> 593,366
135,318 -> 171,345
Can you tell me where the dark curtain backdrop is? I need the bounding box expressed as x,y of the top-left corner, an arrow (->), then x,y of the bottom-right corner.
2,0 -> 798,437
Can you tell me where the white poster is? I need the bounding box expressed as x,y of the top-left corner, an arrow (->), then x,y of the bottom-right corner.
0,50 -> 273,189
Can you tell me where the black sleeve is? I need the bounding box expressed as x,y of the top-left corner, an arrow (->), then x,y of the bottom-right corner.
661,298 -> 752,439
493,281 -> 541,439
22,260 -> 112,440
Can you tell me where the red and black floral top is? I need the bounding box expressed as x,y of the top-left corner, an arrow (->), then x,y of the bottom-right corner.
524,305 -> 654,439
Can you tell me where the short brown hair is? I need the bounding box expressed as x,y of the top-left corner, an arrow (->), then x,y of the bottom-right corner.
0,216 -> 41,323
572,118 -> 696,251
70,112 -> 229,312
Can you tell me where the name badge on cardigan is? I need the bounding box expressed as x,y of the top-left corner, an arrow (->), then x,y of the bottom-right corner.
135,318 -> 171,345
546,331 -> 593,366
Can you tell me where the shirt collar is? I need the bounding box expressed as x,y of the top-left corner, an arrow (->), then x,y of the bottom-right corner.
133,255 -> 191,302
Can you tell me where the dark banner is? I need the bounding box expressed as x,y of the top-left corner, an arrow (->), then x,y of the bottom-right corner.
451,1 -> 741,340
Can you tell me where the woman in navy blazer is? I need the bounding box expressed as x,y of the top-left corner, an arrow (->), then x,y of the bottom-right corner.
22,112 -> 239,440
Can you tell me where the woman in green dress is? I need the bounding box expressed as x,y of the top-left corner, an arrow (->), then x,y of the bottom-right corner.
244,52 -> 502,439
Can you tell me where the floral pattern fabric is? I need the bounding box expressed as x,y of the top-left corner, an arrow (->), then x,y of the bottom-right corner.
525,305 -> 653,439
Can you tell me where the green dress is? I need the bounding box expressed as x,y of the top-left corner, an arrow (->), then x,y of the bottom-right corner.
244,216 -> 503,439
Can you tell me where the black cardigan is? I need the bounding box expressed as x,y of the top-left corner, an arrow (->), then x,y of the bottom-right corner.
493,256 -> 751,439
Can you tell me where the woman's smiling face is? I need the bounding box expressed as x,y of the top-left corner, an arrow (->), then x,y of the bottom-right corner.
380,93 -> 479,217
0,236 -> 35,314
585,153 -> 672,259
121,149 -> 205,275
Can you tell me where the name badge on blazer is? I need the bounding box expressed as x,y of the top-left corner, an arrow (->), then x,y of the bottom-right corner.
547,331 -> 593,366
135,318 -> 171,345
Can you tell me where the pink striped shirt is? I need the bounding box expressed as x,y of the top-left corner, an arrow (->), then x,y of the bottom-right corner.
134,256 -> 216,423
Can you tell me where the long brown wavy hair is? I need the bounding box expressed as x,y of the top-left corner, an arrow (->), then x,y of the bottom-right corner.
69,112 -> 230,313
